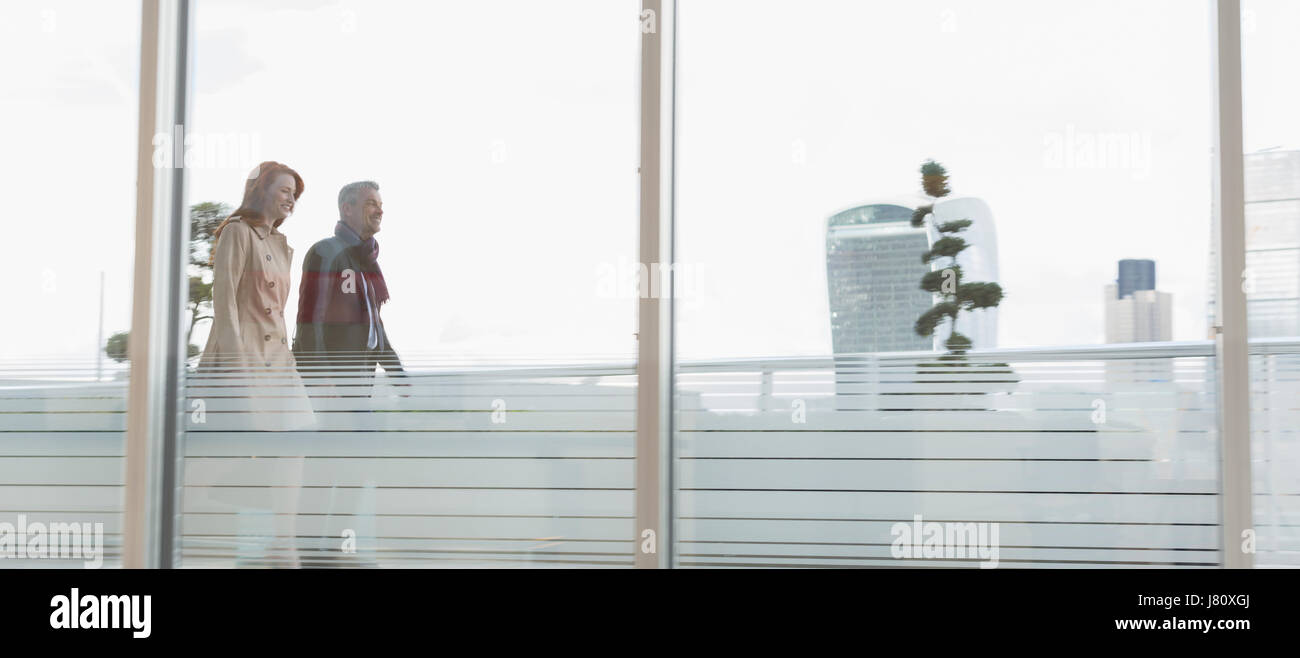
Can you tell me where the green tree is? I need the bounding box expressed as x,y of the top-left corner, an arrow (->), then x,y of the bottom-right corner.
187,201 -> 230,351
105,331 -> 129,363
910,160 -> 1004,357
102,202 -> 230,362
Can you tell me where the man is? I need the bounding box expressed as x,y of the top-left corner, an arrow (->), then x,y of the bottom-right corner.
294,180 -> 404,396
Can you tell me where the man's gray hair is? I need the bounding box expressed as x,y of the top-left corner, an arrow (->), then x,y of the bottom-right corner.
338,180 -> 380,211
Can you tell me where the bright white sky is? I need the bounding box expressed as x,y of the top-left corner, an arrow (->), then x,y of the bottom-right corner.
2,0 -> 1298,364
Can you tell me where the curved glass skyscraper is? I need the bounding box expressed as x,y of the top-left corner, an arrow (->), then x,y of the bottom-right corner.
826,196 -> 1000,354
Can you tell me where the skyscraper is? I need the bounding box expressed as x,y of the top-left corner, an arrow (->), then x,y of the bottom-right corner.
1107,258 -> 1171,342
1105,288 -> 1174,342
1117,259 -> 1156,301
1105,260 -> 1174,385
1207,149 -> 1300,337
826,195 -> 999,354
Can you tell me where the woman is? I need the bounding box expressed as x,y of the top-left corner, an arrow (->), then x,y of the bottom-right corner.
197,161 -> 313,567
201,161 -> 306,383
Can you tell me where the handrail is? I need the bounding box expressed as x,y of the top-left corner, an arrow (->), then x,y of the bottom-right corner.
6,339 -> 1300,384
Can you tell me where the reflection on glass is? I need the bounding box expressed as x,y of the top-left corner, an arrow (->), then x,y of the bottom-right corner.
179,0 -> 639,567
674,0 -> 1219,568
0,1 -> 140,568
1243,0 -> 1300,568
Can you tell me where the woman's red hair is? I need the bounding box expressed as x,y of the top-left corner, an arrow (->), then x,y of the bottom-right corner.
211,161 -> 305,254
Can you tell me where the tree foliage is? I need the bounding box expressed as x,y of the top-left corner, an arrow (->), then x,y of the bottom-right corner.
921,160 -> 952,197
922,236 -> 967,264
911,160 -> 1005,356
956,281 -> 1004,310
914,302 -> 958,337
105,331 -> 129,363
910,204 -> 933,228
919,266 -> 963,293
186,201 -> 229,350
104,202 -> 230,363
937,219 -> 972,233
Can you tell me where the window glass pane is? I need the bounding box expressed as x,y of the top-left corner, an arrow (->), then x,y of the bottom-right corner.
674,0 -> 1217,567
181,0 -> 639,567
0,0 -> 141,568
1242,0 -> 1300,568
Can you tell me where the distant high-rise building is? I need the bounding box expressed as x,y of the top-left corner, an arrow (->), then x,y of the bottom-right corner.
1106,259 -> 1171,342
1117,259 -> 1156,300
1207,149 -> 1300,337
826,196 -> 999,354
1105,286 -> 1172,343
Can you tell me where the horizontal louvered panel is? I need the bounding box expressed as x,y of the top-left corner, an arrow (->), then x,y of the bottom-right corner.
0,486 -> 123,512
180,552 -> 629,569
677,412 -> 1219,431
0,559 -> 124,569
673,354 -> 1225,568
677,395 -> 1214,411
184,410 -> 633,432
676,519 -> 1218,549
6,347 -> 1299,569
177,363 -> 637,567
17,461 -> 665,489
0,511 -> 121,525
182,385 -> 636,399
675,544 -> 1218,567
181,456 -> 630,488
677,432 -> 1218,459
676,459 -> 1217,493
1250,352 -> 1300,567
182,487 -> 632,516
0,397 -> 126,412
674,555 -> 1217,568
187,395 -> 636,412
183,536 -> 635,555
0,413 -> 125,432
0,436 -> 123,455
0,457 -> 122,485
183,433 -> 633,457
180,513 -> 631,539
0,366 -> 126,567
675,490 -> 1219,524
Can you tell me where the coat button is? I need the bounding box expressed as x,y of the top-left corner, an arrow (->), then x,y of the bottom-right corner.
265,307 -> 272,315
265,254 -> 272,261
281,338 -> 287,344
264,334 -> 271,341
268,280 -> 275,288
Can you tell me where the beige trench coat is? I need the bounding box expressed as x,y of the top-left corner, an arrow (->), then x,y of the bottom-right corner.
199,216 -> 314,431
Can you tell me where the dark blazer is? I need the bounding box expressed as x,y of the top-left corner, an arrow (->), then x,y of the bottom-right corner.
292,229 -> 403,376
